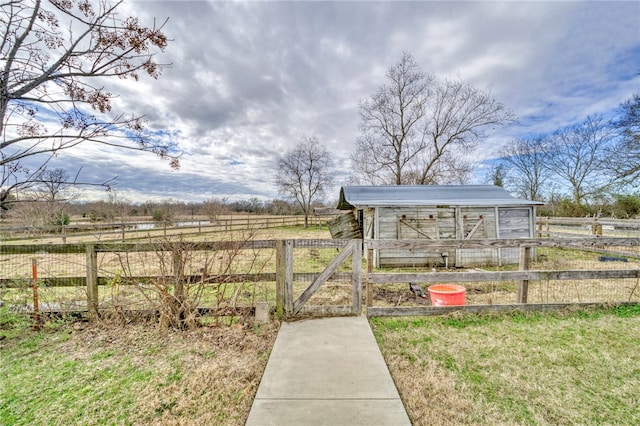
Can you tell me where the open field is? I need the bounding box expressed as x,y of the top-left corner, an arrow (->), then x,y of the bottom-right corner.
372,305 -> 640,425
0,216 -> 329,245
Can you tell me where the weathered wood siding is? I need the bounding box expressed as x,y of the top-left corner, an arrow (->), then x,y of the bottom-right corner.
327,212 -> 362,239
498,208 -> 534,264
456,207 -> 498,267
374,206 -> 535,267
377,207 -> 448,267
498,208 -> 531,238
362,208 -> 375,239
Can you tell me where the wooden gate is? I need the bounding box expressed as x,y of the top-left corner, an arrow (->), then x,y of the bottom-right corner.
275,239 -> 362,317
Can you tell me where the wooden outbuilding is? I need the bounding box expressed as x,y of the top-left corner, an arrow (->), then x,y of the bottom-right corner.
333,185 -> 544,268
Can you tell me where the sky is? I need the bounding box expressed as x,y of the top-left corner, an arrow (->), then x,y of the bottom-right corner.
24,0 -> 640,204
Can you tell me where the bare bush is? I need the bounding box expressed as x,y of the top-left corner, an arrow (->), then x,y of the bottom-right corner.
104,229 -> 272,329
201,198 -> 232,222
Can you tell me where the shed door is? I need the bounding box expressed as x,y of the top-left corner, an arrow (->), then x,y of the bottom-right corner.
498,208 -> 532,238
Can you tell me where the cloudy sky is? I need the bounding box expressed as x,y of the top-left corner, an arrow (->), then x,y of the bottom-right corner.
34,0 -> 640,204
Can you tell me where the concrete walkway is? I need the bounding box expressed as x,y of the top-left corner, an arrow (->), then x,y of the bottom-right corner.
246,316 -> 411,426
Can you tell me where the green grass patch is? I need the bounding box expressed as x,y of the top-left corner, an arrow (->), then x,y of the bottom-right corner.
371,306 -> 640,425
0,316 -> 278,425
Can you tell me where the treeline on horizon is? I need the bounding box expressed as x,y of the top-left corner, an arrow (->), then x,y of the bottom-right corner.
74,198 -> 314,221
5,188 -> 640,230
0,196 -> 326,227
14,192 -> 640,224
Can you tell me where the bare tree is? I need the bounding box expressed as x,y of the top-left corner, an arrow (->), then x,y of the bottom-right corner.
276,136 -> 333,228
498,136 -> 551,201
545,116 -> 615,205
201,198 -> 231,222
0,0 -> 178,207
609,93 -> 640,184
106,188 -> 133,222
351,52 -> 515,185
5,194 -> 51,227
36,168 -> 79,202
6,167 -> 78,227
351,52 -> 431,185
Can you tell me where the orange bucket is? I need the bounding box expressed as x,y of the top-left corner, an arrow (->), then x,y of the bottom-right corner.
428,284 -> 466,306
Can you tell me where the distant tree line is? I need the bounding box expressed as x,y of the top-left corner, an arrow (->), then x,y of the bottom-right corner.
0,190 -> 328,227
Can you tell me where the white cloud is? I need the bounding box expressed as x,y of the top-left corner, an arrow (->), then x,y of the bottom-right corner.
9,0 -> 638,203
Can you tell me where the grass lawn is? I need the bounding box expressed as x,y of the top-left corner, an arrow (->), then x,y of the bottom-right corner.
371,305 -> 640,425
0,311 -> 277,426
3,304 -> 640,425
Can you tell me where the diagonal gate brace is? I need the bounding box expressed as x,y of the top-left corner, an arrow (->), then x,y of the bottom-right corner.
293,242 -> 354,314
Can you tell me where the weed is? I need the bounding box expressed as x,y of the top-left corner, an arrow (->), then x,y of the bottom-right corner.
0,307 -> 33,339
612,303 -> 640,317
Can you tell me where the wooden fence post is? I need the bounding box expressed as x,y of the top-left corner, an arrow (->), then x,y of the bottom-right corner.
275,240 -> 293,318
517,246 -> 530,304
85,244 -> 99,320
32,258 -> 40,330
352,240 -> 362,315
366,247 -> 374,308
592,221 -> 603,236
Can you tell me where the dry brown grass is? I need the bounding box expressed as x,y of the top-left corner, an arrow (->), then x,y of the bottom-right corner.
1,318 -> 279,425
372,307 -> 640,425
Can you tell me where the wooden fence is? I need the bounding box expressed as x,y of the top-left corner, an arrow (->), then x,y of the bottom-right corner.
365,237 -> 640,316
0,239 -> 360,319
0,215 -> 319,242
2,237 -> 640,320
536,216 -> 640,238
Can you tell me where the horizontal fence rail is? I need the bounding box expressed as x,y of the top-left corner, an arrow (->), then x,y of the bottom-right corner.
366,237 -> 640,249
367,269 -> 640,284
536,216 -> 640,238
0,214 -> 324,242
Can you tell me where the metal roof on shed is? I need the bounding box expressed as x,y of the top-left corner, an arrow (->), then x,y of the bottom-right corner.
337,185 -> 544,209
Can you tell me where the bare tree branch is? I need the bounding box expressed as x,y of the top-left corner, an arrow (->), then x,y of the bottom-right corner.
545,115 -> 615,205
498,136 -> 552,201
276,136 -> 333,228
609,93 -> 640,184
351,52 -> 515,185
1,0 -> 179,201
